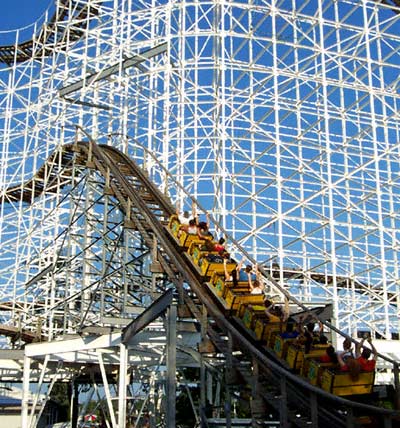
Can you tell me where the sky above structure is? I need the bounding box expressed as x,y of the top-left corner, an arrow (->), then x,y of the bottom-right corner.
0,0 -> 52,29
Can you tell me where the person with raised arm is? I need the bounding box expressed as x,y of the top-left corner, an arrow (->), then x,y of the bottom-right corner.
177,202 -> 197,235
355,334 -> 378,371
248,264 -> 265,294
197,212 -> 213,240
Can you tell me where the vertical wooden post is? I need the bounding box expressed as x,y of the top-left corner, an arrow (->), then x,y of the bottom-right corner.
21,356 -> 31,428
166,304 -> 177,428
279,377 -> 289,428
71,381 -> 79,428
310,392 -> 318,427
251,357 -> 259,428
200,305 -> 207,427
118,342 -> 128,428
225,332 -> 233,428
393,362 -> 400,410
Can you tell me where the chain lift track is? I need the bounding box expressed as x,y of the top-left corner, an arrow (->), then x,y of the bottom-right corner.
1,134 -> 399,427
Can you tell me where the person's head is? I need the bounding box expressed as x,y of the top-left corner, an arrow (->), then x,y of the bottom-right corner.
218,237 -> 225,245
273,305 -> 284,318
189,219 -> 196,226
253,279 -> 262,288
306,322 -> 315,333
198,221 -> 208,229
183,210 -> 190,218
361,348 -> 372,360
264,298 -> 273,309
326,345 -> 338,364
245,264 -> 252,273
343,338 -> 352,351
326,345 -> 335,357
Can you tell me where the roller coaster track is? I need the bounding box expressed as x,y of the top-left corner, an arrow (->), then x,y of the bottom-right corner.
384,0 -> 400,12
2,131 -> 400,427
0,0 -> 100,65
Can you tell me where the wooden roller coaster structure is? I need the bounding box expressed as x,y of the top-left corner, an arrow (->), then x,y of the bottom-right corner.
1,127 -> 400,427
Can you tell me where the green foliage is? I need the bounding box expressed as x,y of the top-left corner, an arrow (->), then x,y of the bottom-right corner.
176,389 -> 199,428
49,382 -> 71,421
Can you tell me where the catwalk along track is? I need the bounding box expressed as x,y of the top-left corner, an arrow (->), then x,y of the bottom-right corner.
3,130 -> 400,428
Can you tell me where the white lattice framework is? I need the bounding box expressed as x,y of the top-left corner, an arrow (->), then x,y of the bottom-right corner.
0,0 -> 400,343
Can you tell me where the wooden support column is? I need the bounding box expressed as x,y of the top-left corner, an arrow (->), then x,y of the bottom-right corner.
346,406 -> 354,428
310,392 -> 318,427
206,371 -> 213,410
71,381 -> 79,428
200,305 -> 207,427
394,362 -> 400,410
279,377 -> 289,428
225,332 -> 233,428
149,372 -> 157,428
166,304 -> 177,428
97,350 -> 118,428
21,355 -> 31,428
118,342 -> 128,428
251,357 -> 259,428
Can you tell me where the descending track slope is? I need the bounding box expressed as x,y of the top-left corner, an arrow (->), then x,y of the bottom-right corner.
2,133 -> 400,427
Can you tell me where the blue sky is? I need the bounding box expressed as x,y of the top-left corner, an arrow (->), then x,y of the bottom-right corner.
0,0 -> 52,31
